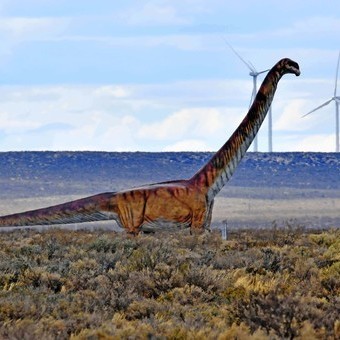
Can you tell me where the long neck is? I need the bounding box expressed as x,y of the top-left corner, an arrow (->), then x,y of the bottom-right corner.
190,68 -> 281,200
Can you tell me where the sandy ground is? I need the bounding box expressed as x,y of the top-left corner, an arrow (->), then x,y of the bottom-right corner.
213,196 -> 340,228
1,193 -> 339,231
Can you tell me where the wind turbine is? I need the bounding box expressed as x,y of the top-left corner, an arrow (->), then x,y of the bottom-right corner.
224,40 -> 272,152
303,51 -> 340,152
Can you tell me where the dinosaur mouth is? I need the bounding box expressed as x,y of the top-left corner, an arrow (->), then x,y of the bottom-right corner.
289,63 -> 301,76
294,67 -> 301,76
285,59 -> 300,76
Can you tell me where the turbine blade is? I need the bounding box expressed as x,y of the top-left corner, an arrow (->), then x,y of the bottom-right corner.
302,99 -> 334,117
248,94 -> 253,108
248,60 -> 257,73
221,37 -> 256,72
249,85 -> 257,108
334,51 -> 340,97
257,68 -> 270,75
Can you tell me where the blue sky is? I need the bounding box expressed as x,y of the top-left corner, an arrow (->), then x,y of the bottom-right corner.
0,0 -> 340,152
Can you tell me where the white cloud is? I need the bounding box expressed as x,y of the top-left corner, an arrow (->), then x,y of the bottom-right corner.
114,0 -> 219,27
0,73 -> 334,152
0,83 -> 247,151
49,114 -> 140,151
0,112 -> 41,132
0,16 -> 70,63
269,133 -> 335,152
281,16 -> 340,37
295,134 -> 336,152
51,33 -> 217,52
119,2 -> 190,26
0,85 -> 138,150
163,139 -> 209,151
227,16 -> 340,50
138,107 -> 240,141
0,16 -> 70,41
94,85 -> 131,99
274,99 -> 308,131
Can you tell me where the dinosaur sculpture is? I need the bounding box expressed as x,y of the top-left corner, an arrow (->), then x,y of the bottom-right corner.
0,58 -> 300,234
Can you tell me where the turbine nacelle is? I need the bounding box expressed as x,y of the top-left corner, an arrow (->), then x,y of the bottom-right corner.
249,69 -> 270,77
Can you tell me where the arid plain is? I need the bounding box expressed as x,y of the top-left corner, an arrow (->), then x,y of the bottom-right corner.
0,151 -> 339,231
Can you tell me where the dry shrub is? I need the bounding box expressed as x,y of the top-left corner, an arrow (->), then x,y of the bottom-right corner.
232,291 -> 340,339
0,227 -> 339,339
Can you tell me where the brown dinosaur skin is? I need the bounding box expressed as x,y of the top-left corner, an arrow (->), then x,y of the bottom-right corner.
0,58 -> 300,234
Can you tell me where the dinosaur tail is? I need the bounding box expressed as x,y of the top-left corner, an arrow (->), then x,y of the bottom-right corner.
0,192 -> 118,227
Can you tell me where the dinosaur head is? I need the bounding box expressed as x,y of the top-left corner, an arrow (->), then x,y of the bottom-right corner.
276,58 -> 300,76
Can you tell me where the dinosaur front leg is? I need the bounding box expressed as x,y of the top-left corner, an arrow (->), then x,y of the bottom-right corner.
189,199 -> 214,235
190,210 -> 207,235
205,199 -> 214,232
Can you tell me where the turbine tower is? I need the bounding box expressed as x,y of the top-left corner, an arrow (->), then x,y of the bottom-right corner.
224,41 -> 272,152
303,51 -> 340,152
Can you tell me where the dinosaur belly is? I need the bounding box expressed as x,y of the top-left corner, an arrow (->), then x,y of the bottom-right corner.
143,190 -> 193,229
140,218 -> 191,232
